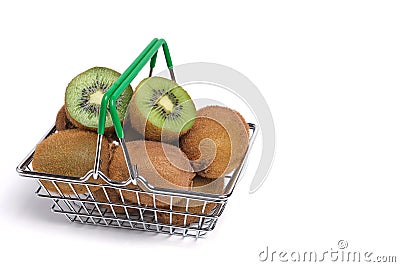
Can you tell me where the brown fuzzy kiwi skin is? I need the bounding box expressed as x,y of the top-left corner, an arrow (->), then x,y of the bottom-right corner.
180,106 -> 249,179
128,78 -> 191,143
123,115 -> 144,142
56,104 -> 121,142
55,105 -> 76,131
234,110 -> 250,136
104,131 -> 119,143
32,129 -> 110,195
157,176 -> 225,226
108,141 -> 195,207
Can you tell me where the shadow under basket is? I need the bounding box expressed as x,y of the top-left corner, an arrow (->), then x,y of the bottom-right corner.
16,123 -> 257,238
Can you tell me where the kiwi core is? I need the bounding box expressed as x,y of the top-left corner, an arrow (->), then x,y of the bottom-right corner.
89,90 -> 104,105
157,95 -> 175,113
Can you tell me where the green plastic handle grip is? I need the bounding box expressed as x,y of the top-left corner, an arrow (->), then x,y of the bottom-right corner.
98,38 -> 174,137
149,40 -> 173,69
109,39 -> 174,138
150,51 -> 158,69
98,38 -> 158,135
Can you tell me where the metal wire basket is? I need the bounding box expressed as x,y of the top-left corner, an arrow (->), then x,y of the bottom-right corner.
16,38 -> 258,238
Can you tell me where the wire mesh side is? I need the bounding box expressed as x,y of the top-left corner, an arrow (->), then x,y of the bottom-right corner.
36,180 -> 226,238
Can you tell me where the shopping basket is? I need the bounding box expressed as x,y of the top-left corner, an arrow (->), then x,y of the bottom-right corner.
16,38 -> 258,238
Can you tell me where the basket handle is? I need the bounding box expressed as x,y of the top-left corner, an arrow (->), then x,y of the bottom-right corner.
97,38 -> 158,135
93,38 -> 174,180
108,39 -> 174,138
98,38 -> 174,137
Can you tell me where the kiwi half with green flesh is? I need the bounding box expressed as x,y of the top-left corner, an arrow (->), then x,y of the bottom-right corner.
65,67 -> 133,132
32,129 -> 110,195
180,106 -> 249,179
109,140 -> 195,207
129,77 -> 196,142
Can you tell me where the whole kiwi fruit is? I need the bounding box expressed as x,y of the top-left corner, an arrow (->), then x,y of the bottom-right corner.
109,140 -> 195,207
180,106 -> 249,179
129,77 -> 196,142
32,129 -> 110,195
65,67 -> 133,132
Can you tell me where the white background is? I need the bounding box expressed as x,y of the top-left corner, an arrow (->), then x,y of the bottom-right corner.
1,1 -> 399,266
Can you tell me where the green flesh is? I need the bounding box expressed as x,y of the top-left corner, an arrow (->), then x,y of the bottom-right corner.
65,67 -> 133,129
134,77 -> 196,133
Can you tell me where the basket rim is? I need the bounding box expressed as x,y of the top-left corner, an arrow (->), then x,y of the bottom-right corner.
16,123 -> 257,202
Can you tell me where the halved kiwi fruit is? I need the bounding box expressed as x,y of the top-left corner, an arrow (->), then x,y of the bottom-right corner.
129,77 -> 196,142
32,129 -> 110,195
180,106 -> 249,179
109,140 -> 195,207
65,67 -> 133,132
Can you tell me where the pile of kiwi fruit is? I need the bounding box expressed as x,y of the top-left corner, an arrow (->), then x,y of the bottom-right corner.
32,66 -> 250,226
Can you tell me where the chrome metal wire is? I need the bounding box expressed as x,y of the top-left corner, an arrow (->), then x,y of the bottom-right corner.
16,124 -> 257,238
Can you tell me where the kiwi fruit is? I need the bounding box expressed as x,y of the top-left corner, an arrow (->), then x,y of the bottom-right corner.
104,131 -> 119,143
129,77 -> 196,142
122,115 -> 143,142
109,140 -> 195,207
32,129 -> 110,195
188,175 -> 225,196
56,104 -> 118,142
55,105 -> 76,131
65,67 -> 133,132
180,106 -> 249,179
157,176 -> 225,226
